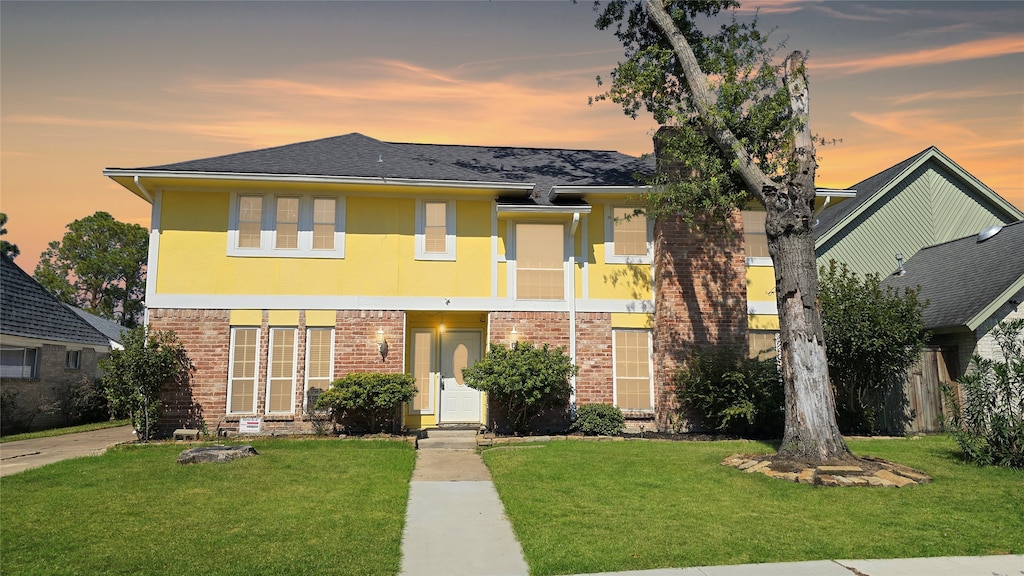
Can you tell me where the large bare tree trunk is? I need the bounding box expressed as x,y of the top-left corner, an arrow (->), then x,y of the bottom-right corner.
646,0 -> 850,461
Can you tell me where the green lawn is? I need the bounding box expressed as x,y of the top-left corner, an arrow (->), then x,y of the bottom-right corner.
0,419 -> 131,443
1,439 -> 416,576
483,435 -> 1024,576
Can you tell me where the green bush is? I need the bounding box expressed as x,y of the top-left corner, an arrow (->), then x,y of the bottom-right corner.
463,342 -> 578,435
944,319 -> 1024,469
316,372 -> 416,434
674,346 -> 783,438
570,403 -> 625,436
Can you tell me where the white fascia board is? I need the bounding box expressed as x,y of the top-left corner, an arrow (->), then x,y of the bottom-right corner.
814,188 -> 856,197
102,169 -> 536,192
747,300 -> 778,315
552,186 -> 651,197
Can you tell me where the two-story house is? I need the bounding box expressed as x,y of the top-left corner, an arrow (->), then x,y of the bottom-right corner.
107,133 -> 744,434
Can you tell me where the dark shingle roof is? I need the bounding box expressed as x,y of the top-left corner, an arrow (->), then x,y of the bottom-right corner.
1,256 -> 111,347
108,133 -> 651,201
881,221 -> 1024,330
67,305 -> 128,345
815,147 -> 932,237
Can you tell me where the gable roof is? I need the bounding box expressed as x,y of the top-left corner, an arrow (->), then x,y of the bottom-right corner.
0,256 -> 112,347
815,147 -> 1024,244
105,133 -> 652,202
881,221 -> 1024,332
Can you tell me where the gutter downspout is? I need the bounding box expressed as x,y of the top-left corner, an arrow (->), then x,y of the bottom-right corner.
568,212 -> 581,418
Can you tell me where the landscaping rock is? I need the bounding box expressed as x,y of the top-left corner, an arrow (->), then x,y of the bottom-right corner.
721,454 -> 932,488
178,445 -> 258,465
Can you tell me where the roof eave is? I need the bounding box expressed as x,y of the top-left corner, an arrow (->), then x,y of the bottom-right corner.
966,275 -> 1024,332
551,185 -> 652,197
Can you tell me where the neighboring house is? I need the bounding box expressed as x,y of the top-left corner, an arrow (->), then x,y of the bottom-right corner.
107,132 -> 736,434
743,147 -> 1023,357
0,255 -> 116,433
882,220 -> 1024,379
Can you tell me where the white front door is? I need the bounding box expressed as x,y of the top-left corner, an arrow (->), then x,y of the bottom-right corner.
439,330 -> 482,423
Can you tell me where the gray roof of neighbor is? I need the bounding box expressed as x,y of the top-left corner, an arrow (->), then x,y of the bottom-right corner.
107,132 -> 652,201
881,221 -> 1024,330
1,255 -> 112,347
67,305 -> 128,345
814,148 -> 931,237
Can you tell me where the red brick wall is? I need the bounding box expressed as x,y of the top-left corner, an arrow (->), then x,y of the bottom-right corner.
652,212 -> 748,428
335,310 -> 405,376
575,312 -> 613,405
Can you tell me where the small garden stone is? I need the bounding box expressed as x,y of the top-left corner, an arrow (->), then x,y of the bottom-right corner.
178,445 -> 258,465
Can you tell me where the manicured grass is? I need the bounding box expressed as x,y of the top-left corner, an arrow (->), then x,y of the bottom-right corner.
483,435 -> 1024,576
0,419 -> 131,443
1,439 -> 416,576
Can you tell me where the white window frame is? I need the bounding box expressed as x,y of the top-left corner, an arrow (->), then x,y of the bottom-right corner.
304,327 -> 335,411
65,350 -> 82,370
612,329 -> 654,412
510,221 -> 568,301
604,204 -> 653,265
415,199 -> 457,261
227,192 -> 345,258
408,328 -> 436,414
227,327 -> 261,415
0,346 -> 39,379
741,210 -> 773,266
266,327 -> 298,415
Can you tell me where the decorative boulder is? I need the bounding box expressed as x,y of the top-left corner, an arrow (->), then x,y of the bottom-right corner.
177,445 -> 259,465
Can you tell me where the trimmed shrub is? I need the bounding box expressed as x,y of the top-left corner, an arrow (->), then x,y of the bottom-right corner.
570,403 -> 625,436
463,342 -> 578,435
944,319 -> 1024,469
316,372 -> 415,434
674,346 -> 783,438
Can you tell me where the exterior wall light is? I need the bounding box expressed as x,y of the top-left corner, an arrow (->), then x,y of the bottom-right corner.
376,328 -> 388,361
509,326 -> 518,346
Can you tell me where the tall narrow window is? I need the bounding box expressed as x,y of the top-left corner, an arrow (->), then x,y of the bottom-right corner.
516,222 -> 564,300
410,329 -> 435,412
276,197 -> 299,249
742,210 -> 770,261
614,330 -> 652,411
312,198 -> 336,250
424,202 -> 447,253
613,207 -> 648,256
267,328 -> 297,413
305,328 -> 333,405
228,328 -> 259,414
238,196 -> 263,249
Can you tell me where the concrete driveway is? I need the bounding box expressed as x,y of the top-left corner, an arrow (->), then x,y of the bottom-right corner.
0,425 -> 136,477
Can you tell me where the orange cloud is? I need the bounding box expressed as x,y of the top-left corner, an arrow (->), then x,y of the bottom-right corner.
814,36 -> 1024,75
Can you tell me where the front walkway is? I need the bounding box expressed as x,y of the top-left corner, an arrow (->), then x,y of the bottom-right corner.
0,425 -> 135,477
400,429 -> 529,576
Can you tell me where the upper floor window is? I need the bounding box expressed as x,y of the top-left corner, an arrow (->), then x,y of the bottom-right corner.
742,210 -> 771,265
605,205 -> 651,264
415,200 -> 456,260
0,346 -> 39,379
515,222 -> 564,300
228,192 -> 345,258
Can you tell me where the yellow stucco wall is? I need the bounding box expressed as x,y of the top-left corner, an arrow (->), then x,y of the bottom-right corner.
745,265 -> 776,303
585,203 -> 653,301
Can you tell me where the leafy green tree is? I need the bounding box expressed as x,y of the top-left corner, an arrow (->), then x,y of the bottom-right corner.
818,261 -> 927,434
595,0 -> 849,461
945,319 -> 1024,468
316,373 -> 416,434
34,211 -> 148,327
463,342 -> 578,435
100,327 -> 190,442
1,213 -> 19,259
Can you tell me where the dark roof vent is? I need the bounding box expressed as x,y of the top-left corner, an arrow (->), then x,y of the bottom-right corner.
978,224 -> 1003,242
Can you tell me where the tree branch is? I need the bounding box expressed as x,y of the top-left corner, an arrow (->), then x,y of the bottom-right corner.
644,0 -> 773,202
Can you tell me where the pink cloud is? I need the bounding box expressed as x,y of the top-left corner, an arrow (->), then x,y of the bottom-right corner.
814,36 -> 1024,75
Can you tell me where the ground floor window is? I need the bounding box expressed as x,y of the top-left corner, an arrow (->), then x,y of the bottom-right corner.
613,329 -> 653,411
65,350 -> 81,370
748,330 -> 779,360
228,328 -> 260,414
305,328 -> 334,408
267,328 -> 297,414
0,346 -> 39,379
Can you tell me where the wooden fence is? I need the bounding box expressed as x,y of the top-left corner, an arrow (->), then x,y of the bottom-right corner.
874,346 -> 958,434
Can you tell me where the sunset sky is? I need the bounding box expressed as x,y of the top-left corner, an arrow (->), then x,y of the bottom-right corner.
2,0 -> 1022,274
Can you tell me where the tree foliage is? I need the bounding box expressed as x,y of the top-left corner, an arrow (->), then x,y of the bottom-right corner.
100,327 -> 190,442
316,372 -> 416,434
34,211 -> 148,328
595,0 -> 850,461
1,213 -> 19,259
463,342 -> 578,435
819,261 -> 928,434
944,319 -> 1024,469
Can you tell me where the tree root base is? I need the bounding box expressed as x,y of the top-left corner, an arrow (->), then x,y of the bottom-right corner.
722,453 -> 932,487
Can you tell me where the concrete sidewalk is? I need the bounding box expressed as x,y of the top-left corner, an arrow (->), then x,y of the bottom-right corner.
569,555 -> 1024,575
400,430 -> 529,576
0,425 -> 135,477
